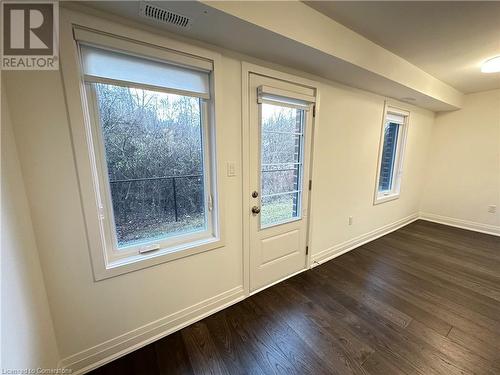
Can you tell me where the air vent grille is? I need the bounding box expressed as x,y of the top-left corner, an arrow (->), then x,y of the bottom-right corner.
140,3 -> 191,28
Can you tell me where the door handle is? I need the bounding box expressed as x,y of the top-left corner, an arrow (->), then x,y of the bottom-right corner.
251,206 -> 261,214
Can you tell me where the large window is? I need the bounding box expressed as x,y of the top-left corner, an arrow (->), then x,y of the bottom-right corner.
92,84 -> 206,249
73,30 -> 219,277
374,106 -> 409,204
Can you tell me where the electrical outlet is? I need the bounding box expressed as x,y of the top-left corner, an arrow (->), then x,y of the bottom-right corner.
488,205 -> 497,214
348,216 -> 353,225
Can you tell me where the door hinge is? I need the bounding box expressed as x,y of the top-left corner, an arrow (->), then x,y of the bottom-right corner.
306,246 -> 309,255
312,105 -> 316,118
308,180 -> 312,191
98,203 -> 105,220
208,194 -> 213,211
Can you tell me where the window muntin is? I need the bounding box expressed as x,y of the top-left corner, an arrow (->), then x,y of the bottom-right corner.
80,42 -> 217,261
260,103 -> 305,228
375,107 -> 408,203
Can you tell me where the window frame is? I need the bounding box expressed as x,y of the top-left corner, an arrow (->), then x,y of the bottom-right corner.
86,84 -> 215,264
60,10 -> 224,281
373,104 -> 410,205
257,98 -> 310,229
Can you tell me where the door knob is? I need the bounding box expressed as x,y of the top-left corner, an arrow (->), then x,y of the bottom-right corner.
251,206 -> 261,214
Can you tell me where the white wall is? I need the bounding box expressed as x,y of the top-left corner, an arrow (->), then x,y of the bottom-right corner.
4,57 -> 244,365
1,86 -> 60,369
421,89 -> 500,234
310,84 -> 435,260
2,9 -> 435,372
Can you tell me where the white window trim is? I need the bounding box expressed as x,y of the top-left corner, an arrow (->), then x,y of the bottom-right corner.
85,86 -> 216,264
59,8 -> 224,280
373,103 -> 410,205
257,86 -> 315,229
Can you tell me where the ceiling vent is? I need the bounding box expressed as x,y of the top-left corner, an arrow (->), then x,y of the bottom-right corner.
139,3 -> 192,29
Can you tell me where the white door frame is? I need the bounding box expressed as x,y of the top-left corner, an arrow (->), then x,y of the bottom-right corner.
241,62 -> 320,295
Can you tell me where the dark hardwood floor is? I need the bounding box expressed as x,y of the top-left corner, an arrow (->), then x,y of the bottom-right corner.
89,220 -> 500,375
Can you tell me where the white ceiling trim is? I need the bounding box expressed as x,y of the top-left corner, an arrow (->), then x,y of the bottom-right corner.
204,1 -> 463,110
79,1 -> 464,111
306,1 -> 500,94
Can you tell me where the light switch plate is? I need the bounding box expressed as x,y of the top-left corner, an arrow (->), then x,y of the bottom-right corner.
226,162 -> 236,177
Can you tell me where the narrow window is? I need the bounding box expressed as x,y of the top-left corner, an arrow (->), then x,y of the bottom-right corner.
256,87 -> 313,228
374,106 -> 409,204
260,103 -> 305,227
78,40 -> 219,272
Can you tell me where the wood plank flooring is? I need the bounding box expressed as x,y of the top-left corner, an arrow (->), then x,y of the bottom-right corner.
89,220 -> 500,375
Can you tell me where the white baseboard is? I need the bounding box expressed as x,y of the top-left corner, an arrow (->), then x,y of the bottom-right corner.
419,212 -> 500,237
60,211 -> 498,374
58,215 -> 418,374
311,213 -> 420,266
60,286 -> 245,374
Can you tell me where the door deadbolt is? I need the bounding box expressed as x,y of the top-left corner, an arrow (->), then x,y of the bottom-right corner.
252,191 -> 259,198
251,206 -> 261,214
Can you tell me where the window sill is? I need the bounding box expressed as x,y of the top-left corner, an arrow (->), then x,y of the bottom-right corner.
93,236 -> 224,281
374,193 -> 400,205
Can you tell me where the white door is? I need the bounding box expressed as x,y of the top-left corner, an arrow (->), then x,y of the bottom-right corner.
248,73 -> 315,292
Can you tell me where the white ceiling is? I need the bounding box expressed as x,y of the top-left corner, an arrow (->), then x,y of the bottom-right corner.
306,1 -> 500,94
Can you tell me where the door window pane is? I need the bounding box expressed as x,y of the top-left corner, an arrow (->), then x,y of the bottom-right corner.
261,193 -> 301,227
94,83 -> 206,248
261,164 -> 300,196
261,132 -> 302,164
260,103 -> 305,228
